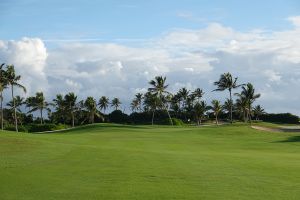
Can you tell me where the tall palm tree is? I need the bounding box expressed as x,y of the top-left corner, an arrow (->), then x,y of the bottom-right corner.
253,105 -> 265,121
84,96 -> 101,123
135,93 -> 143,112
111,98 -> 121,111
214,72 -> 243,123
193,101 -> 209,125
236,83 -> 261,123
28,92 -> 51,124
148,76 -> 173,125
0,63 -> 7,130
98,96 -> 109,114
211,100 -> 222,125
6,65 -> 26,132
64,92 -> 77,127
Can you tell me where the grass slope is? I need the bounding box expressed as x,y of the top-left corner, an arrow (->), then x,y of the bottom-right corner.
0,123 -> 300,200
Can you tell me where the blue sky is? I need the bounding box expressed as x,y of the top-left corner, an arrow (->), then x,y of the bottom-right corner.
0,0 -> 300,115
1,0 -> 299,43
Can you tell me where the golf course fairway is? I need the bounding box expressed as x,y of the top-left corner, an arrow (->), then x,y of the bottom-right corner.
0,123 -> 299,199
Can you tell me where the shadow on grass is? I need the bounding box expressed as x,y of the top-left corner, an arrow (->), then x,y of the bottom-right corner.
277,135 -> 300,143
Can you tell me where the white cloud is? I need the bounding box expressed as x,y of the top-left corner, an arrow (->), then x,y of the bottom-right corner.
287,16 -> 300,28
0,37 -> 48,95
263,70 -> 281,82
0,16 -> 300,115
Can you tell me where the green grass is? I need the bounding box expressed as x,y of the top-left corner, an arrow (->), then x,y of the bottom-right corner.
0,123 -> 300,200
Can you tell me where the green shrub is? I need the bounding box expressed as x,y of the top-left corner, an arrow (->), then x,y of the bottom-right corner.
27,123 -> 69,133
260,113 -> 299,124
108,110 -> 129,124
4,124 -> 28,132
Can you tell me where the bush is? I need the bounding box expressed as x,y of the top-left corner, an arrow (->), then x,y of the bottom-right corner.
260,113 -> 299,124
4,124 -> 27,132
27,123 -> 69,133
108,110 -> 129,124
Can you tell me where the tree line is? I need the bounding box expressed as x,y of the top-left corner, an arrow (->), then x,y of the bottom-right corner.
0,63 -> 265,132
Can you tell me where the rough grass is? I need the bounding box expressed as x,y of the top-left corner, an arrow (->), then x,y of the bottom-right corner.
0,123 -> 300,200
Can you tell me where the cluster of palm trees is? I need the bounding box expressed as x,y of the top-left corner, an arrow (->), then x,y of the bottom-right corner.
130,72 -> 263,125
0,63 -> 126,132
0,64 -> 26,132
49,95 -> 122,125
1,62 -> 264,131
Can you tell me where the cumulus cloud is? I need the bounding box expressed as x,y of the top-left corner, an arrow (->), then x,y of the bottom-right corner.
0,37 -> 48,95
0,16 -> 300,115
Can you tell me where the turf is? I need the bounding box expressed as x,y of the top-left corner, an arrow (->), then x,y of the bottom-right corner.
0,123 -> 300,200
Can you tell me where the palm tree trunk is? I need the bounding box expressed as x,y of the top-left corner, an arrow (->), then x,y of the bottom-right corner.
163,104 -> 173,126
1,92 -> 3,130
229,89 -> 233,123
72,111 -> 75,127
151,110 -> 155,125
216,115 -> 218,125
40,109 -> 43,124
248,106 -> 252,124
11,85 -> 18,132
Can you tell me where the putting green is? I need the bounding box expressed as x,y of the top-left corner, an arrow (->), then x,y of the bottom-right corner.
0,124 -> 299,199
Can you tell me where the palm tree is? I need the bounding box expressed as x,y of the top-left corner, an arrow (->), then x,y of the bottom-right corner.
98,96 -> 109,114
64,92 -> 77,127
7,96 -> 25,126
143,92 -> 159,125
130,99 -> 139,112
223,98 -> 233,120
235,96 -> 248,122
193,101 -> 209,125
214,72 -> 243,123
135,93 -> 143,112
170,94 -> 180,117
148,76 -> 173,125
187,93 -> 196,108
6,65 -> 26,132
178,87 -> 189,113
28,92 -> 51,124
253,105 -> 265,121
53,94 -> 66,124
192,88 -> 204,102
111,98 -> 121,111
235,83 -> 260,123
0,63 -> 7,130
211,100 -> 222,125
84,96 -> 101,123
